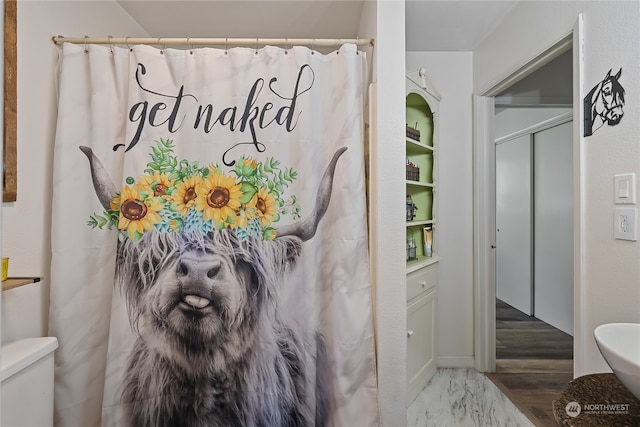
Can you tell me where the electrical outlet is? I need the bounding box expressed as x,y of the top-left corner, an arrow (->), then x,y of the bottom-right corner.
614,208 -> 637,241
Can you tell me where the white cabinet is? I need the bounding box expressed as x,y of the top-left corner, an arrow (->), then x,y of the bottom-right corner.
406,264 -> 438,403
405,70 -> 440,404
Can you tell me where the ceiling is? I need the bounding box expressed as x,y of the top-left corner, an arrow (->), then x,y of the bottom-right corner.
406,1 -> 520,51
116,0 -> 520,52
116,1 -> 368,41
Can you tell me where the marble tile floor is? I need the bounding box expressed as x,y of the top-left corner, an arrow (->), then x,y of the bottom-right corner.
407,368 -> 535,427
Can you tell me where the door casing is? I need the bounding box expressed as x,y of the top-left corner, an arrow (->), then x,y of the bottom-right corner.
473,17 -> 584,374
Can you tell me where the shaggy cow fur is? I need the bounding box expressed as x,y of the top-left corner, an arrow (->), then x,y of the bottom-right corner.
116,230 -> 331,427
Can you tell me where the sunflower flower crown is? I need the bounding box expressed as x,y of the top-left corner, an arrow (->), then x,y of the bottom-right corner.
87,138 -> 300,242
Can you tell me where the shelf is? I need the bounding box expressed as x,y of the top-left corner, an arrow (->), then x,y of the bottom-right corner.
406,219 -> 435,227
406,138 -> 434,153
406,180 -> 434,188
2,277 -> 40,291
406,254 -> 440,274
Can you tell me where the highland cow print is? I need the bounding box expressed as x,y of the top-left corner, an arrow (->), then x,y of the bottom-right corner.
50,43 -> 378,427
81,142 -> 345,426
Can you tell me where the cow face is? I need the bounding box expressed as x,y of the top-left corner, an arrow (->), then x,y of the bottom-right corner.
116,230 -> 302,353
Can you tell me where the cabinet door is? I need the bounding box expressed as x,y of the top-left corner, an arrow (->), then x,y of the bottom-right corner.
406,288 -> 437,404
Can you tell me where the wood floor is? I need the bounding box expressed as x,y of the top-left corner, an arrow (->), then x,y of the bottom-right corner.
486,299 -> 574,427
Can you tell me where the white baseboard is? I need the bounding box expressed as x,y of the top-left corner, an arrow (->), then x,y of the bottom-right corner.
437,356 -> 475,369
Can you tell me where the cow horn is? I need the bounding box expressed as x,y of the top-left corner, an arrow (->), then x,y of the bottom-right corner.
276,147 -> 347,242
79,145 -> 118,211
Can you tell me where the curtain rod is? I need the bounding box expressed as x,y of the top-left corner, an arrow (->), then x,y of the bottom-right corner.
51,36 -> 375,48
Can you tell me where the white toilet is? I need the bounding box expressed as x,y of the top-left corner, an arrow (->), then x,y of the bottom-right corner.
1,337 -> 58,427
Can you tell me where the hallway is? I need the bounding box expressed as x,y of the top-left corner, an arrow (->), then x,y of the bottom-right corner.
486,299 -> 573,427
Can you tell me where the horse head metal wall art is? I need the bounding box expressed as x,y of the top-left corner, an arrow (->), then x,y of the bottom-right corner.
584,68 -> 625,137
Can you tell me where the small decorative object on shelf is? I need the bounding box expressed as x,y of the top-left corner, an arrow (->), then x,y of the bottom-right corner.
1,257 -> 8,281
423,225 -> 433,258
406,123 -> 421,142
406,194 -> 418,221
406,164 -> 420,181
407,230 -> 417,261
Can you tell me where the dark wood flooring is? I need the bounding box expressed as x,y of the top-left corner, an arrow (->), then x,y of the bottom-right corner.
486,299 -> 574,427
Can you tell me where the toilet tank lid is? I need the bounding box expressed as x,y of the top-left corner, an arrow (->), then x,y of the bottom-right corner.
2,337 -> 59,381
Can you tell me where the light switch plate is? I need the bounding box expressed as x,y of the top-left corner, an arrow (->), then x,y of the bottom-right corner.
614,207 -> 637,241
614,173 -> 636,204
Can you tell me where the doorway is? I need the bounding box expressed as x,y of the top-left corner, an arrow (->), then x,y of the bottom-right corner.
473,23 -> 585,374
485,45 -> 577,427
491,108 -> 575,427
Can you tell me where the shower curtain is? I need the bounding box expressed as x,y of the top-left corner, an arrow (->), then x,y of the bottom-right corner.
50,42 -> 378,427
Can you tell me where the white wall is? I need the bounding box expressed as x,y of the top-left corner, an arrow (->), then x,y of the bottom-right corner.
372,1 -> 408,424
2,281 -> 49,344
495,108 -> 571,138
495,49 -> 573,107
406,52 -> 475,367
475,1 -> 640,376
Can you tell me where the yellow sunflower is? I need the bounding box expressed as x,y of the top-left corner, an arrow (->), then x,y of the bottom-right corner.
172,176 -> 203,216
116,185 -> 163,240
253,188 -> 278,227
137,173 -> 173,198
195,172 -> 242,225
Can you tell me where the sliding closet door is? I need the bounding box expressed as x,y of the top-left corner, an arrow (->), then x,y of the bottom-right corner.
496,135 -> 532,315
534,121 -> 573,335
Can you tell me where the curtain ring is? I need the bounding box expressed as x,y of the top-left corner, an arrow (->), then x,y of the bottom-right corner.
158,37 -> 164,54
255,37 -> 259,55
311,38 -> 315,55
187,36 -> 193,55
284,37 -> 289,55
108,35 -> 114,54
125,36 -> 132,52
356,37 -> 360,55
84,35 -> 88,54
225,37 -> 228,55
337,38 -> 341,55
